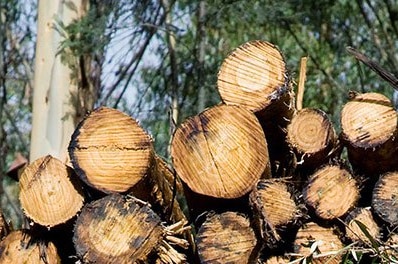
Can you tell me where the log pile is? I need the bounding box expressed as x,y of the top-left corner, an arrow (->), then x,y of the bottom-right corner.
1,40 -> 398,263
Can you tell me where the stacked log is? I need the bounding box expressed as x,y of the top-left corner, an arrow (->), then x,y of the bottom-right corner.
217,40 -> 295,177
2,40 -> 398,263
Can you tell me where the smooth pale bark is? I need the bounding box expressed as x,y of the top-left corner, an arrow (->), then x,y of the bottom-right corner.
30,0 -> 87,162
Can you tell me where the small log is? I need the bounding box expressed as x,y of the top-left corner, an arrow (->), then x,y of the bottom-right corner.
196,211 -> 259,263
217,40 -> 290,113
372,171 -> 398,226
303,164 -> 359,220
287,108 -> 338,168
0,230 -> 60,263
249,178 -> 298,244
345,207 -> 380,245
293,222 -> 344,264
217,40 -> 295,177
340,92 -> 398,175
69,106 -> 153,193
73,193 -> 187,263
171,104 -> 270,199
19,155 -> 84,228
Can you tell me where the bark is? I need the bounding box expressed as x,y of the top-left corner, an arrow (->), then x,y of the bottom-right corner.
19,155 -> 84,228
196,211 -> 260,263
171,104 -> 270,199
30,0 -> 89,162
303,164 -> 359,220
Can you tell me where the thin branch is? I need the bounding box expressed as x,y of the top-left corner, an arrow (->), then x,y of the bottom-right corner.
296,57 -> 307,111
346,46 -> 398,91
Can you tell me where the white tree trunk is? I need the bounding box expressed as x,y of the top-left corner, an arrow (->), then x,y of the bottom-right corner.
30,0 -> 85,162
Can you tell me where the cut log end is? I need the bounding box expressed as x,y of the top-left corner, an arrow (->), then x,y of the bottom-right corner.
19,155 -> 84,228
0,230 -> 60,264
73,194 -> 164,263
217,40 -> 290,112
196,211 -> 259,263
304,165 -> 359,220
287,108 -> 337,167
69,106 -> 153,193
372,171 -> 398,225
250,179 -> 298,243
341,92 -> 397,148
293,222 -> 344,264
172,104 -> 269,199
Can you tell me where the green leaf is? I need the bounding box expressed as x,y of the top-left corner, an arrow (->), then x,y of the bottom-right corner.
353,220 -> 380,252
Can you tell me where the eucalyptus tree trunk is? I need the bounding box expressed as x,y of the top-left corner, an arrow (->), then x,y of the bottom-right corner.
196,0 -> 207,113
30,0 -> 88,162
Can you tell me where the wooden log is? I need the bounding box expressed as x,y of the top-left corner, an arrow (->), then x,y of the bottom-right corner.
249,178 -> 299,244
345,207 -> 380,245
73,193 -> 187,263
69,106 -> 153,193
19,155 -> 84,228
340,92 -> 398,175
287,108 -> 338,169
196,211 -> 259,263
217,40 -> 291,113
303,164 -> 359,220
171,104 -> 270,199
217,40 -> 295,177
69,107 -> 188,235
372,171 -> 398,226
0,230 -> 60,263
293,222 -> 344,264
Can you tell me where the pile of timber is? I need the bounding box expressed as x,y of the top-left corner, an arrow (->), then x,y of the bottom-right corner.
1,40 -> 398,263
